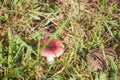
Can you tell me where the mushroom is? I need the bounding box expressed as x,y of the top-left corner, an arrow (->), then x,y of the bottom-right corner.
40,38 -> 64,64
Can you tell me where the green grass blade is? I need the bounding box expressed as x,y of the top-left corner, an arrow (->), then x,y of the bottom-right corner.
15,36 -> 37,56
99,72 -> 106,80
107,57 -> 118,80
104,22 -> 119,42
8,28 -> 13,68
14,44 -> 23,60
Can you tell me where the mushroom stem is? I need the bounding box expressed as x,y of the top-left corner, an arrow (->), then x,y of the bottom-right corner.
46,57 -> 54,64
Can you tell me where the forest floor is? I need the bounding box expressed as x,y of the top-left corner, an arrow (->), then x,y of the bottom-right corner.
0,0 -> 120,80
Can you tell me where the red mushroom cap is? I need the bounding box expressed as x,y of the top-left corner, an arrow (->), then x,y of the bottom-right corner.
40,38 -> 64,58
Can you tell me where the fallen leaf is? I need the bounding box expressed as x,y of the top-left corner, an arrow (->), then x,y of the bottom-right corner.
87,48 -> 116,72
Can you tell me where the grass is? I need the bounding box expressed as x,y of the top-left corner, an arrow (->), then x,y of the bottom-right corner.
0,0 -> 120,80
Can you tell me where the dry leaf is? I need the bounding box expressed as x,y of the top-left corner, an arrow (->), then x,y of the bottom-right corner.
87,48 -> 116,72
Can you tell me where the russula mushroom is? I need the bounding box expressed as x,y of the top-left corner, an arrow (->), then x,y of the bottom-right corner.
40,38 -> 64,64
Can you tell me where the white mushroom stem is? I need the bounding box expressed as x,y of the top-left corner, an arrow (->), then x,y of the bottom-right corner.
46,57 -> 54,64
